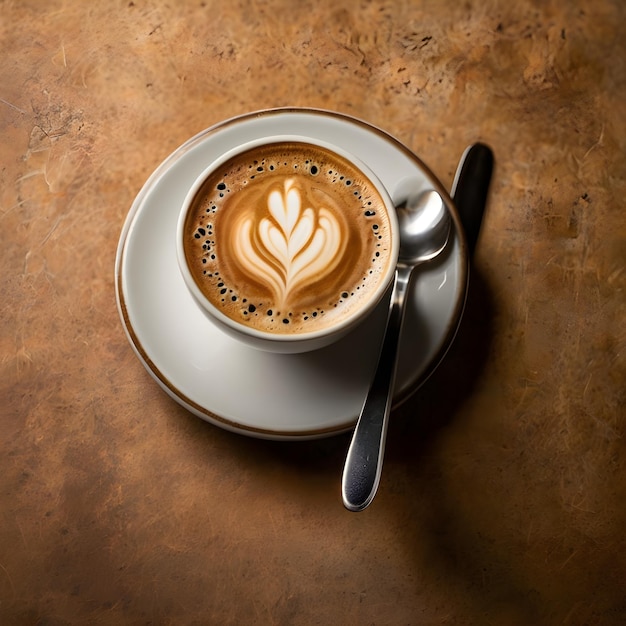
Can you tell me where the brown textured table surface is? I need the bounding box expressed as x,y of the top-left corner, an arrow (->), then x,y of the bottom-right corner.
2,1 -> 625,624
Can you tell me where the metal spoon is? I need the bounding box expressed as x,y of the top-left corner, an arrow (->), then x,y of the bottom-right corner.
341,189 -> 451,512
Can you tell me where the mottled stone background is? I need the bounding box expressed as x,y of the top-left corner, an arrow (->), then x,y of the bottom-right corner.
1,1 -> 625,624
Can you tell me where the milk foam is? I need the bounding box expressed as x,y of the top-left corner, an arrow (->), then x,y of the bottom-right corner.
183,142 -> 393,335
233,178 -> 345,309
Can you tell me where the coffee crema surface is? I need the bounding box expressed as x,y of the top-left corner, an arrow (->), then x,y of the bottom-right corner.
183,142 -> 394,335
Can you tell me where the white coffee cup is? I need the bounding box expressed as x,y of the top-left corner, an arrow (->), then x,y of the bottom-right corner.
176,135 -> 399,353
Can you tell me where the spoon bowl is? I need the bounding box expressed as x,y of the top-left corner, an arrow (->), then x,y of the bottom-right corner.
341,189 -> 451,511
398,190 -> 451,263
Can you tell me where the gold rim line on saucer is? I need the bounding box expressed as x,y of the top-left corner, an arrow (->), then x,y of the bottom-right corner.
114,107 -> 468,439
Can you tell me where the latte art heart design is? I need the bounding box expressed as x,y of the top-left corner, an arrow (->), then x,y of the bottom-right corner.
235,179 -> 345,308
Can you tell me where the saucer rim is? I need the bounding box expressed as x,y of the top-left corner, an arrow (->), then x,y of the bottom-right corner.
115,107 -> 468,439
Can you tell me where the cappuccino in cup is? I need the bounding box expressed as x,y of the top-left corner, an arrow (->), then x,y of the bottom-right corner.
178,137 -> 398,352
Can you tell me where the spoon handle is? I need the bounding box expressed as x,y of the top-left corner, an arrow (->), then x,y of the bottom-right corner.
451,143 -> 494,257
342,266 -> 412,511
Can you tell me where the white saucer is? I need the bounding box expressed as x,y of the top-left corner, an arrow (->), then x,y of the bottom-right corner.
115,108 -> 468,440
